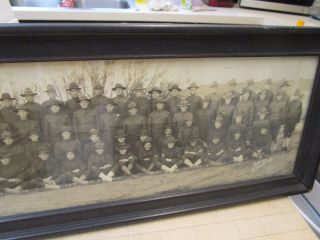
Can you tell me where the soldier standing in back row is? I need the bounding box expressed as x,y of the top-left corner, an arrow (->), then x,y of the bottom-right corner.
228,79 -> 240,105
217,92 -> 235,128
112,83 -> 128,119
91,83 -> 110,116
172,100 -> 193,135
246,79 -> 257,101
166,84 -> 182,118
253,89 -> 270,120
0,93 -> 18,128
178,114 -> 200,147
65,82 -> 81,117
149,87 -> 164,112
129,83 -> 150,118
233,88 -> 254,127
262,78 -> 274,103
42,84 -> 64,118
186,82 -> 202,115
206,81 -> 221,118
21,88 -> 42,126
73,95 -> 97,145
136,137 -> 161,174
195,96 -> 213,142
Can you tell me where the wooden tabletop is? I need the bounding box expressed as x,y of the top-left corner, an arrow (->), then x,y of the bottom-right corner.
52,197 -> 318,240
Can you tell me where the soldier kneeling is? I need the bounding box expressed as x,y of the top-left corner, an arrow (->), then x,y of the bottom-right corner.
85,142 -> 117,182
227,131 -> 246,163
136,137 -> 161,174
160,137 -> 182,173
116,143 -> 136,176
182,134 -> 205,168
206,134 -> 227,165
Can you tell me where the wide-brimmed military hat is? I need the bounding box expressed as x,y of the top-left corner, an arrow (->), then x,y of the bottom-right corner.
263,78 -> 272,85
127,101 -> 138,110
294,89 -> 304,97
37,144 -> 50,153
139,128 -> 149,136
155,97 -> 166,104
215,114 -> 224,122
0,93 -> 16,101
178,100 -> 190,107
223,92 -> 233,99
44,84 -> 56,93
112,83 -> 126,91
210,81 -> 218,88
257,107 -> 269,115
279,79 -> 290,87
66,82 -> 81,91
187,82 -> 199,89
240,87 -> 250,95
148,87 -> 162,94
143,136 -> 153,144
21,88 -> 37,97
94,142 -> 105,149
169,84 -> 181,91
164,137 -> 177,144
132,83 -> 144,90
89,128 -> 100,136
184,113 -> 194,121
115,129 -> 127,138
28,128 -> 40,136
78,95 -> 91,102
60,126 -> 72,134
48,100 -> 64,107
228,79 -> 237,87
105,99 -> 116,106
117,143 -> 130,151
93,83 -> 104,90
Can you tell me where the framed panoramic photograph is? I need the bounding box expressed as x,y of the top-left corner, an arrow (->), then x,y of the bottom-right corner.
0,23 -> 320,239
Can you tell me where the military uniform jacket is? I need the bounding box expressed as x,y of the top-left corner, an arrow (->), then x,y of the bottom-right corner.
88,152 -> 116,171
42,99 -> 65,116
91,95 -> 110,116
43,112 -> 71,142
166,96 -> 180,117
252,119 -> 271,140
233,100 -> 254,126
113,95 -> 128,118
137,147 -> 160,170
25,140 -> 43,160
65,97 -> 80,114
60,158 -> 84,178
178,126 -> 200,147
122,115 -> 146,140
186,94 -> 202,114
268,100 -> 287,123
231,90 -> 240,105
173,111 -> 193,133
0,120 -> 10,134
217,104 -> 235,125
22,102 -> 42,123
227,138 -> 245,157
150,98 -> 168,112
161,146 -> 182,167
183,144 -> 204,163
98,112 -> 121,136
0,106 -> 19,126
54,139 -> 81,161
227,123 -> 247,141
195,108 -> 213,141
23,156 -> 56,180
208,125 -> 227,141
207,141 -> 226,156
14,119 -> 39,139
130,96 -> 151,117
207,93 -> 221,113
148,110 -> 171,138
73,108 -> 97,136
116,152 -> 136,168
253,98 -> 270,117
286,99 -> 302,123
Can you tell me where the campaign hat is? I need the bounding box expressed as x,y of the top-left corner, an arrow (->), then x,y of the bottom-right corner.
228,79 -> 237,87
210,81 -> 218,88
117,143 -> 130,151
112,83 -> 126,91
44,84 -> 57,93
132,83 -> 144,90
187,82 -> 199,89
37,144 -> 50,153
78,95 -> 91,102
164,137 -> 177,144
0,93 -> 15,101
66,82 -> 81,91
21,88 -> 37,97
60,126 -> 72,134
169,84 -> 181,91
148,87 -> 162,94
127,101 -> 138,110
93,83 -> 104,90
115,129 -> 127,138
155,97 -> 166,104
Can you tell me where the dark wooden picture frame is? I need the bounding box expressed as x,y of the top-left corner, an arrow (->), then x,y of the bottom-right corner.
0,23 -> 320,239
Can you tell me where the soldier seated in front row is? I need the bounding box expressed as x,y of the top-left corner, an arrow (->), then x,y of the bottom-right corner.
0,153 -> 23,194
160,137 -> 182,173
136,137 -> 160,174
252,127 -> 272,160
206,134 -> 227,165
134,129 -> 149,155
85,142 -> 117,182
227,131 -> 246,163
178,114 -> 199,147
182,134 -> 205,168
159,126 -> 174,151
54,147 -> 88,186
116,143 -> 136,176
19,144 -> 60,190
114,129 -> 129,152
25,129 -> 42,160
83,128 -> 103,166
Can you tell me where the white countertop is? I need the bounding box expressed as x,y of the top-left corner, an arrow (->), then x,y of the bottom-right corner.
9,3 -> 320,27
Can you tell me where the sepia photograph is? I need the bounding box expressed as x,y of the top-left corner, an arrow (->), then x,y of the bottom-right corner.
0,56 -> 317,217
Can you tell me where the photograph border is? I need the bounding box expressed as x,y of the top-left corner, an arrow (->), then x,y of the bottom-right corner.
0,23 -> 320,239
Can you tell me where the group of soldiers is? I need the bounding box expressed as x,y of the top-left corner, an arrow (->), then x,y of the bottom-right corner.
0,78 -> 304,193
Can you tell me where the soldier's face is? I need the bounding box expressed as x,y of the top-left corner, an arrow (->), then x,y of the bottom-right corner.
235,116 -> 242,124
38,152 -> 49,161
115,88 -> 123,96
128,108 -> 137,115
140,135 -> 147,142
29,134 -> 39,142
186,120 -> 193,127
80,100 -> 89,109
134,89 -> 144,97
259,93 -> 266,100
70,89 -> 80,98
0,157 -> 10,165
259,113 -> 266,120
118,137 -> 125,143
25,95 -> 34,102
179,105 -> 187,112
62,132 -> 71,140
167,142 -> 175,148
156,103 -> 164,110
261,129 -> 268,135
51,105 -> 60,113
2,99 -> 11,107
144,142 -> 152,150
106,104 -> 114,112
171,89 -> 179,97
47,92 -> 56,99
202,101 -> 209,109
96,148 -> 104,155
214,121 -> 222,128
189,88 -> 197,95
90,134 -> 100,142
3,137 -> 13,145
66,152 -> 75,160
119,149 -> 127,154
212,138 -> 220,144
94,89 -> 103,96
165,129 -> 172,135
17,110 -> 28,119
234,133 -> 241,140
151,91 -> 160,99
225,98 -> 232,104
